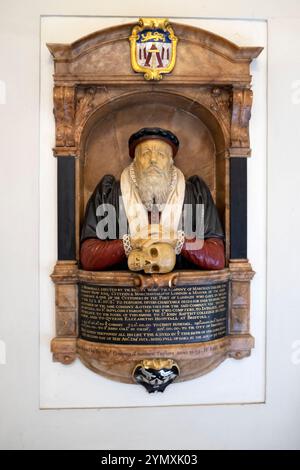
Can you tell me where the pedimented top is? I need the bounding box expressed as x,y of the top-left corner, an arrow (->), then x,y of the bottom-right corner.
47,20 -> 263,85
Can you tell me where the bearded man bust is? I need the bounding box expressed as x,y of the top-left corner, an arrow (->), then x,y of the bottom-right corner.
80,128 -> 225,272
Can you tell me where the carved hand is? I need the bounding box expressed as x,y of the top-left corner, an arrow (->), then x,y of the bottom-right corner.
131,224 -> 178,251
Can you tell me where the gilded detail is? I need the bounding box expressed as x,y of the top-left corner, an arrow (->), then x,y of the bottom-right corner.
129,18 -> 178,80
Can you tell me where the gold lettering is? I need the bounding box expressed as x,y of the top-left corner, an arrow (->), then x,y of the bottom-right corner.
79,283 -> 228,344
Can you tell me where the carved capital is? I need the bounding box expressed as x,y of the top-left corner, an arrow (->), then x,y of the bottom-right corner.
209,87 -> 232,143
51,261 -> 78,284
53,146 -> 78,158
74,86 -> 97,145
228,334 -> 254,359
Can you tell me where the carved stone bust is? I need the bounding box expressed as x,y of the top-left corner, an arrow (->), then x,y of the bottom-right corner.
80,127 -> 225,273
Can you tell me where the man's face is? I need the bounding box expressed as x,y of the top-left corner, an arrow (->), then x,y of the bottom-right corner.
134,139 -> 173,175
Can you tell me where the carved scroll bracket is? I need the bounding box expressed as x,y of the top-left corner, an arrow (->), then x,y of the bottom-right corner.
51,337 -> 77,365
209,86 -> 232,146
53,86 -> 75,151
230,86 -> 253,157
53,85 -> 97,158
53,85 -> 116,157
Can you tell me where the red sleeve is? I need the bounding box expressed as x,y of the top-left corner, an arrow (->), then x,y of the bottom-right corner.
181,237 -> 225,270
80,238 -> 126,271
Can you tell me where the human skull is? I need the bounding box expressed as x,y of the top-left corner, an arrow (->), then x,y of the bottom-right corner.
128,242 -> 176,274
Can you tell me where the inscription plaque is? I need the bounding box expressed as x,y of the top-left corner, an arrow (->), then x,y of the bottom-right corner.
79,282 -> 228,345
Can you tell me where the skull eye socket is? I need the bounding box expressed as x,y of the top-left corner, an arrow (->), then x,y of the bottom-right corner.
150,247 -> 159,258
151,264 -> 160,272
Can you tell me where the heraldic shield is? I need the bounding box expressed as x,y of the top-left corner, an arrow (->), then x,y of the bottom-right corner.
129,18 -> 178,80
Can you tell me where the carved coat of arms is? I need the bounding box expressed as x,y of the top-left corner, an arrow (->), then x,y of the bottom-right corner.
129,18 -> 178,80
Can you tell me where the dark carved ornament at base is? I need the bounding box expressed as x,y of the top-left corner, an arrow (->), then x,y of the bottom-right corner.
133,359 -> 180,393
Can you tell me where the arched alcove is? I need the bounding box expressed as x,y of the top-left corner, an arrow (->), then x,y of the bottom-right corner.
78,90 -> 227,239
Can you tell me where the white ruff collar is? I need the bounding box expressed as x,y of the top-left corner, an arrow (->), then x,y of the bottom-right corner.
120,163 -> 185,238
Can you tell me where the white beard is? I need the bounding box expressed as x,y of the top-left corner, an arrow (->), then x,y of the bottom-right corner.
134,165 -> 173,211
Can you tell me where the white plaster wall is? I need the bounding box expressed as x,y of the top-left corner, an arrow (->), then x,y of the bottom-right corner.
0,0 -> 300,450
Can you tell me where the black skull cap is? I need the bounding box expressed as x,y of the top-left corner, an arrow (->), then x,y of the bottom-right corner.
129,127 -> 179,158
